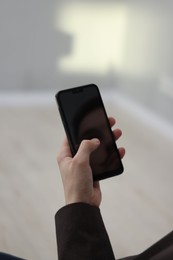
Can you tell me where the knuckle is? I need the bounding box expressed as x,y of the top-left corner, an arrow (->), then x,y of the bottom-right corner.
73,156 -> 86,168
81,139 -> 91,147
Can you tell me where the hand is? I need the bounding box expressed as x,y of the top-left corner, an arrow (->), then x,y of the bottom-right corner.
57,117 -> 125,207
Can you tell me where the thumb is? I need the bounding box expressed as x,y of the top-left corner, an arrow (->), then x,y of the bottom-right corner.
74,138 -> 100,164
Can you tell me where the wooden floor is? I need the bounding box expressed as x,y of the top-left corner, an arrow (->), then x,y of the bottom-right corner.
0,92 -> 173,260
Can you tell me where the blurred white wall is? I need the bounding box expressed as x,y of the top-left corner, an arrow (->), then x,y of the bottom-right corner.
0,0 -> 60,91
0,0 -> 173,123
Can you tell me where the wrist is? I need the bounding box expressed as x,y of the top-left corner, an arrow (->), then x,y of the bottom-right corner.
65,195 -> 91,206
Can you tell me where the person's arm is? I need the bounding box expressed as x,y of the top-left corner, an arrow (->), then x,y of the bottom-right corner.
55,203 -> 115,260
55,116 -> 173,260
55,117 -> 125,260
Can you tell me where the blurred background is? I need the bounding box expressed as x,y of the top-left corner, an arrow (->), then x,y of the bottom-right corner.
0,0 -> 173,259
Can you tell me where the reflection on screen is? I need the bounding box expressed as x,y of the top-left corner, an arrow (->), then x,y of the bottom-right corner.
59,85 -> 122,177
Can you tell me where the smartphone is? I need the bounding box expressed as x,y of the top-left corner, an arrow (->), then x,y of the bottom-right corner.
55,84 -> 124,181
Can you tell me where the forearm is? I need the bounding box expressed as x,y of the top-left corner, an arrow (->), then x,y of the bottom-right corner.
55,203 -> 115,260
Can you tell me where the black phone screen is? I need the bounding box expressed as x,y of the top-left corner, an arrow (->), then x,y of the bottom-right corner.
56,84 -> 123,181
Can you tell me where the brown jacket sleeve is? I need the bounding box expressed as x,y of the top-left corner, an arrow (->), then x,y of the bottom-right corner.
55,203 -> 116,260
55,202 -> 173,260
